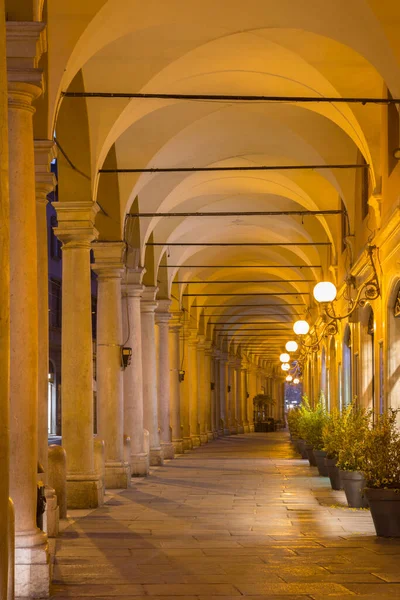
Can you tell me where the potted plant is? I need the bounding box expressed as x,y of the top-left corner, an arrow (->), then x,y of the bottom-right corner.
297,397 -> 317,466
337,403 -> 370,508
287,407 -> 301,452
363,409 -> 400,536
307,394 -> 329,477
322,408 -> 345,490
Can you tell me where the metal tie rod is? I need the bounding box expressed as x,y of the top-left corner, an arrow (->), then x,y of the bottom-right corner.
148,242 -> 330,247
102,166 -> 365,174
183,292 -> 309,296
197,303 -> 305,307
160,264 -> 322,268
128,210 -> 343,216
176,279 -> 314,284
61,91 -> 400,104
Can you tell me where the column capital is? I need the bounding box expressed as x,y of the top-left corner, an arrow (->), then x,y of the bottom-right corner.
124,265 -> 145,286
122,282 -> 144,298
34,140 -> 57,202
7,21 -> 46,107
92,241 -> 126,279
141,286 -> 158,313
53,201 -> 100,248
155,300 -> 172,325
169,311 -> 183,331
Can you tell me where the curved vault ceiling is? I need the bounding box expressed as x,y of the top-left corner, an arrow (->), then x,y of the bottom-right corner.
49,0 -> 400,368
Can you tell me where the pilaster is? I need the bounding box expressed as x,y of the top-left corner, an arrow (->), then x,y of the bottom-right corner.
156,300 -> 175,460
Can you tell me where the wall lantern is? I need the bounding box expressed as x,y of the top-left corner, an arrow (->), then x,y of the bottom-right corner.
293,320 -> 310,335
179,369 -> 185,382
121,347 -> 132,369
293,378 -> 300,384
313,281 -> 337,303
286,375 -> 293,382
279,352 -> 290,363
281,362 -> 290,371
285,340 -> 298,352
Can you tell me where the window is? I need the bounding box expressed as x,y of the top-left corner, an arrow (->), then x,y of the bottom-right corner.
91,295 -> 97,340
387,90 -> 399,176
49,215 -> 62,260
340,198 -> 347,253
49,279 -> 62,329
360,154 -> 370,220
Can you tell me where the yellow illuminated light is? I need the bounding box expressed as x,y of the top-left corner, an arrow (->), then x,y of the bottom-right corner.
286,375 -> 293,382
313,281 -> 337,303
281,363 -> 290,371
279,352 -> 290,363
285,340 -> 298,352
293,378 -> 300,384
293,320 -> 310,335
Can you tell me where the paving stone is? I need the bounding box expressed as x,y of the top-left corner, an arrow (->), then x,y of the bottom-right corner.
50,433 -> 400,599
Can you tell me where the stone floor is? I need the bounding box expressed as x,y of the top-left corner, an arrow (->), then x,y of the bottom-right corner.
50,432 -> 400,599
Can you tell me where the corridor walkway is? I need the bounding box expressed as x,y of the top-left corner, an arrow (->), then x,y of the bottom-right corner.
51,433 -> 400,599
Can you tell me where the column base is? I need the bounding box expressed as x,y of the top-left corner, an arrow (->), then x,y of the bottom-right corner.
191,435 -> 201,448
172,439 -> 184,454
161,442 -> 175,460
207,431 -> 214,442
243,424 -> 250,433
200,433 -> 208,445
213,430 -> 219,439
131,452 -> 150,477
237,424 -> 245,434
66,473 -> 103,509
43,485 -> 59,538
105,461 -> 131,489
15,530 -> 50,598
183,437 -> 193,452
249,424 -> 255,432
150,447 -> 164,466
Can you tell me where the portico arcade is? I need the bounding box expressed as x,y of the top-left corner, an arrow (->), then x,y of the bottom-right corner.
3,1 -> 400,597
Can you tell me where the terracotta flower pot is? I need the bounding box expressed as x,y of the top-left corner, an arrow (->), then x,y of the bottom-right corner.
305,443 -> 317,467
340,470 -> 369,508
313,449 -> 329,477
325,457 -> 342,490
365,488 -> 400,537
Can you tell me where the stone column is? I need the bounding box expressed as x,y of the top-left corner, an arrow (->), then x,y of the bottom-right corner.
35,140 -> 58,536
34,141 -> 56,480
236,361 -> 244,434
7,20 -> 50,597
54,201 -> 102,508
180,325 -> 192,451
141,286 -> 163,466
248,365 -> 256,432
169,314 -> 183,454
241,367 -> 249,433
188,330 -> 201,447
214,351 -> 222,435
92,242 -> 130,489
122,270 -> 149,476
219,353 -> 229,435
155,300 -> 174,460
204,342 -> 214,441
0,5 -> 9,597
197,336 -> 208,445
228,359 -> 237,434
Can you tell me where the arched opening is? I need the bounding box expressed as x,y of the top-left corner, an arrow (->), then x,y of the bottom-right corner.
320,346 -> 327,405
342,325 -> 352,408
48,359 -> 57,435
328,337 -> 337,411
359,305 -> 375,415
388,281 -> 400,413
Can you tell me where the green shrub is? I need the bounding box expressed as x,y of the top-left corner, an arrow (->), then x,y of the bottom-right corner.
336,403 -> 371,472
322,407 -> 346,459
362,409 -> 400,489
296,394 -> 328,449
287,407 -> 301,437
